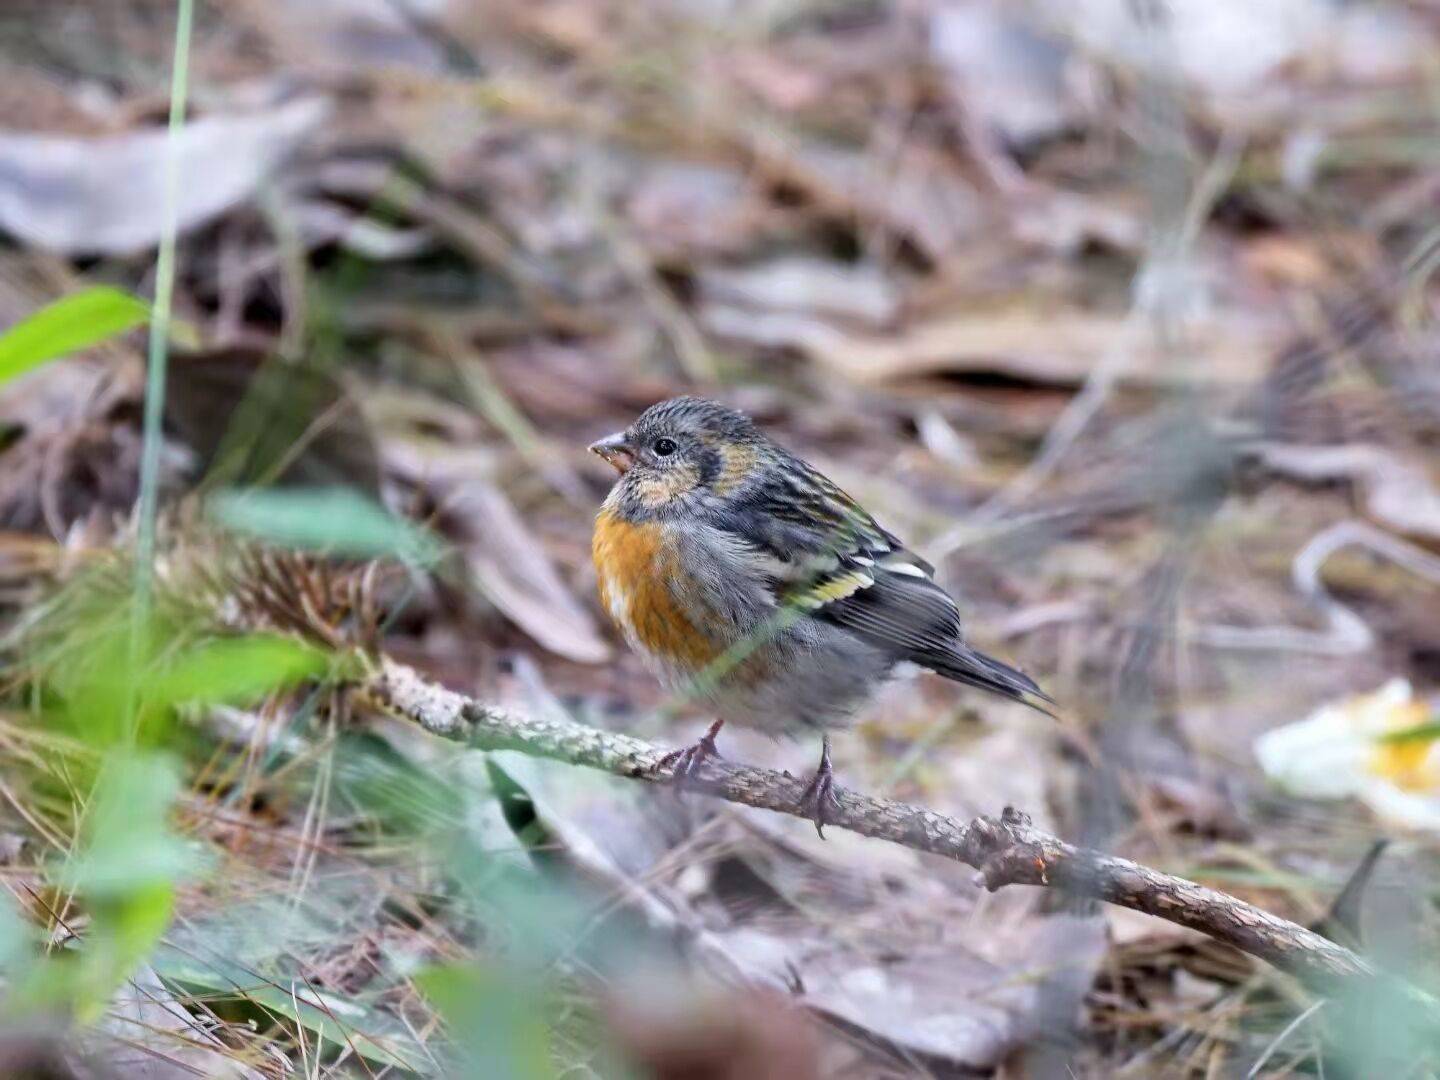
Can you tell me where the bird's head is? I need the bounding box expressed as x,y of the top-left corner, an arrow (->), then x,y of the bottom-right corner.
590,396 -> 767,518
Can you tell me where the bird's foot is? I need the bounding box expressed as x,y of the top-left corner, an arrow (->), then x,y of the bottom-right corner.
797,735 -> 841,839
654,719 -> 725,787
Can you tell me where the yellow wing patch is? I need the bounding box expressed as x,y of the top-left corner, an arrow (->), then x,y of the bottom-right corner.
789,567 -> 874,611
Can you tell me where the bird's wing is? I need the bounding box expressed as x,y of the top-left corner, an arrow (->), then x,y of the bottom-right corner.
794,545 -> 965,663
719,460 -> 1053,710
716,461 -> 955,653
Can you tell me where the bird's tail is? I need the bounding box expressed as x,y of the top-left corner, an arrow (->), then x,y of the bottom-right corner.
926,644 -> 1057,718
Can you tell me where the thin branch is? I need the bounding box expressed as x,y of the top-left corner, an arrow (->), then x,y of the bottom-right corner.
365,658 -> 1413,1003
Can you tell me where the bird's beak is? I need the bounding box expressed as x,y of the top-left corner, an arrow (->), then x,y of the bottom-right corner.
588,432 -> 636,474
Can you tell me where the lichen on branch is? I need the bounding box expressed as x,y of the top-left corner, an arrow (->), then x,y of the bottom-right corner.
365,657 -> 1391,997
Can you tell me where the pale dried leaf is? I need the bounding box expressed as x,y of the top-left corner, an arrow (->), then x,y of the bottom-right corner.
698,257 -> 900,327
719,914 -> 1105,1069
486,663 -> 680,881
1256,443 -> 1440,540
385,439 -> 611,663
451,481 -> 612,663
1049,0 -> 1329,102
703,305 -> 1274,385
785,141 -> 983,263
0,97 -> 329,255
234,0 -> 452,72
930,3 -> 1080,146
79,964 -> 262,1079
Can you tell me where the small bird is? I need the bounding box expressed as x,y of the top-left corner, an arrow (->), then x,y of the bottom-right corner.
590,397 -> 1053,834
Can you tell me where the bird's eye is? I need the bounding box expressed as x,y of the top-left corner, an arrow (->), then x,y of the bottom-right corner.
652,437 -> 678,457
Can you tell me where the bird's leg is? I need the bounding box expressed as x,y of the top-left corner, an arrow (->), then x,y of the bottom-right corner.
654,718 -> 725,786
797,734 -> 841,838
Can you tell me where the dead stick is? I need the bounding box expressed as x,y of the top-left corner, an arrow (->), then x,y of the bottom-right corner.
366,657 -> 1416,1001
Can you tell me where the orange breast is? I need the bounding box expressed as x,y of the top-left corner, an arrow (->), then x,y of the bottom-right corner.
593,509 -> 720,669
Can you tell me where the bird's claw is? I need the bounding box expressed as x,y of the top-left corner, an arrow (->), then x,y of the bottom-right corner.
797,736 -> 841,838
654,719 -> 725,788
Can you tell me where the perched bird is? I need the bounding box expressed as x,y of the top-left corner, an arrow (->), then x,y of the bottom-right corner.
590,397 -> 1052,834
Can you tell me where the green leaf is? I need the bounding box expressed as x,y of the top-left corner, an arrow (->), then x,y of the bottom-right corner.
41,602 -> 329,748
0,894 -> 36,975
209,486 -> 443,565
418,963 -> 555,1080
0,287 -> 149,385
66,883 -> 179,1022
331,734 -> 464,836
60,754 -> 200,898
40,754 -> 198,1019
152,634 -> 329,707
154,947 -> 435,1073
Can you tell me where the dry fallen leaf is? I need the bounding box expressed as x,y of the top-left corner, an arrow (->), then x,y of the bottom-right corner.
782,139 -> 984,263
703,305 -> 1276,386
385,439 -> 612,664
718,913 -> 1105,1070
1256,442 -> 1440,540
698,257 -> 900,328
0,97 -> 329,255
450,480 -> 613,664
1049,0 -> 1331,113
929,2 -> 1083,148
77,964 -> 263,1080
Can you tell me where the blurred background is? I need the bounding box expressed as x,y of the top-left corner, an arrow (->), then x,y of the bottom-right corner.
2,0 -> 1440,1075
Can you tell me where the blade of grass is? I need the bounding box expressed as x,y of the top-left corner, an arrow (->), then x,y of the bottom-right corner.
133,0 -> 195,618
129,0 -> 194,742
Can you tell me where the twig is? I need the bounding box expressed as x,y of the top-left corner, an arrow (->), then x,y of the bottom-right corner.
360,658 -> 1402,998
1191,520 -> 1440,654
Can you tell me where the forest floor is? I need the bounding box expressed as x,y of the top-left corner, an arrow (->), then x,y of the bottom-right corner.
2,1 -> 1440,1076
